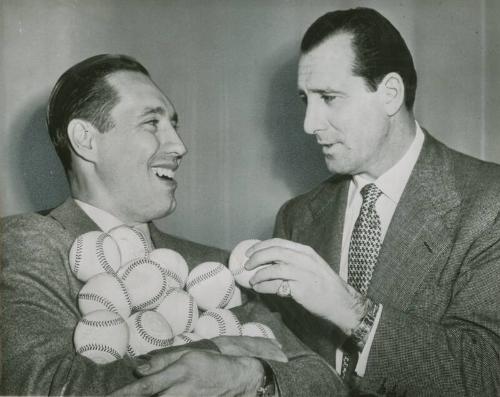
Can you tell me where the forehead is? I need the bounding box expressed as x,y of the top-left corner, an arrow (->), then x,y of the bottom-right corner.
106,71 -> 175,116
298,33 -> 356,89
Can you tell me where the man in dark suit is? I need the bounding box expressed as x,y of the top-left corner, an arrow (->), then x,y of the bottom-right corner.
0,54 -> 346,396
246,8 -> 500,396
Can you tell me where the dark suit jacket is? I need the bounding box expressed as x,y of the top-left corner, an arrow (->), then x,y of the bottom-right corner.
0,198 -> 347,396
264,133 -> 500,396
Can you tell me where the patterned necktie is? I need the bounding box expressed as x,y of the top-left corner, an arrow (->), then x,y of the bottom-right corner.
341,183 -> 383,378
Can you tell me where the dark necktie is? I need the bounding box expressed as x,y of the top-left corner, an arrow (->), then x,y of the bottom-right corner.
341,183 -> 383,378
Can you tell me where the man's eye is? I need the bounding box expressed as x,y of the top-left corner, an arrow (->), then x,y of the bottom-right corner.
143,119 -> 159,132
146,119 -> 159,127
299,94 -> 308,105
321,94 -> 337,104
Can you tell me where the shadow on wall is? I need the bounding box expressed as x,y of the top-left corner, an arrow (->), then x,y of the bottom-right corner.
14,95 -> 69,213
264,46 -> 330,197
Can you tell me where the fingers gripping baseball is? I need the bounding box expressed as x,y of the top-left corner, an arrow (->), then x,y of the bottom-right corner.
247,239 -> 362,331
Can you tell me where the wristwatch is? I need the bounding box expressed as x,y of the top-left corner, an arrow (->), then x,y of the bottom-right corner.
256,359 -> 276,397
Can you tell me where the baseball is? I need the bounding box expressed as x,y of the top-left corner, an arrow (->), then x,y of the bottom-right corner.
172,332 -> 202,346
118,258 -> 167,312
241,322 -> 276,339
73,310 -> 129,364
229,239 -> 267,289
108,225 -> 151,265
149,248 -> 189,289
69,231 -> 121,282
224,285 -> 243,309
194,308 -> 242,339
186,262 -> 235,311
155,288 -> 198,335
78,273 -> 132,319
126,310 -> 174,357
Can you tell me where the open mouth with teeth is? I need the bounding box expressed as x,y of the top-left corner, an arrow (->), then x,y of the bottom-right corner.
152,167 -> 175,181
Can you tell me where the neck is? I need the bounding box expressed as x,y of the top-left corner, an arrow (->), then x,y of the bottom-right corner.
361,111 -> 416,180
68,166 -> 126,223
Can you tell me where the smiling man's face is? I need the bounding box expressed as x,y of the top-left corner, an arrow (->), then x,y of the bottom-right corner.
91,71 -> 187,223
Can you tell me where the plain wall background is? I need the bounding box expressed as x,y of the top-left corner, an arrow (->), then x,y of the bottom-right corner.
1,0 -> 499,250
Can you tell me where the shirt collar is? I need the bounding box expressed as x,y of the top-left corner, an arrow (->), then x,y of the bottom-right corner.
351,121 -> 425,204
73,199 -> 150,239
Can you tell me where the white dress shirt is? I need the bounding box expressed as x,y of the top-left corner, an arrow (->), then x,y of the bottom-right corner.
74,199 -> 153,248
335,123 -> 425,376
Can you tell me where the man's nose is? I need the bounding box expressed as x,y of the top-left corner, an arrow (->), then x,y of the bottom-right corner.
303,102 -> 325,136
159,124 -> 187,157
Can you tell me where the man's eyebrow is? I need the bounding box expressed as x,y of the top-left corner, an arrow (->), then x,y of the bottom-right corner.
297,88 -> 345,96
310,88 -> 344,95
139,107 -> 166,117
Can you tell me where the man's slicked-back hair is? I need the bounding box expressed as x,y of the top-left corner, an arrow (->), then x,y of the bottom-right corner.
47,54 -> 150,171
301,7 -> 417,110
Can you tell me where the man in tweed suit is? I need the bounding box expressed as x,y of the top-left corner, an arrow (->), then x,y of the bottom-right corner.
0,55 -> 347,396
246,8 -> 500,397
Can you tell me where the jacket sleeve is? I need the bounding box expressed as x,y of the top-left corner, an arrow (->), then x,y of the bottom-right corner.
0,215 -> 216,396
232,291 -> 348,397
274,197 -> 500,396
360,219 -> 500,396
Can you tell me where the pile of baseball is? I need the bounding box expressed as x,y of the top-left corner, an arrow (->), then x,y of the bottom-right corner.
70,227 -> 275,364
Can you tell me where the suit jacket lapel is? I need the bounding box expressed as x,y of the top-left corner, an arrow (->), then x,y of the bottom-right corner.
48,197 -> 100,238
368,133 -> 461,309
302,175 -> 350,274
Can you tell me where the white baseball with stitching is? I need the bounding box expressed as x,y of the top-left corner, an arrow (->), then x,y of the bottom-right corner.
118,258 -> 167,312
241,322 -> 276,339
126,310 -> 174,357
73,310 -> 129,364
108,225 -> 151,265
155,288 -> 198,335
229,239 -> 268,289
172,332 -> 202,346
186,262 -> 235,311
194,308 -> 242,339
78,273 -> 132,319
149,248 -> 189,289
224,285 -> 243,309
69,231 -> 121,282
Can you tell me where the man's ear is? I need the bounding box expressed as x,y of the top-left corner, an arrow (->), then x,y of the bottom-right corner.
67,119 -> 98,162
378,72 -> 405,116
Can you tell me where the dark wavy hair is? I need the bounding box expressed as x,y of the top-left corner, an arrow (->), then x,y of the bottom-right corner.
301,7 -> 417,110
46,54 -> 150,171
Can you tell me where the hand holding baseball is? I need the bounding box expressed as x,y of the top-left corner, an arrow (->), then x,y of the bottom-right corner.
108,349 -> 265,397
212,335 -> 287,363
246,238 -> 366,334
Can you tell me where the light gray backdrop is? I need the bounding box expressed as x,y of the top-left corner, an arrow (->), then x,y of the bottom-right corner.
1,0 -> 499,250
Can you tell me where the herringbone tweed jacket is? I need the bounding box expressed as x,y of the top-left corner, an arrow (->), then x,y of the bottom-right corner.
1,199 -> 346,396
263,132 -> 500,396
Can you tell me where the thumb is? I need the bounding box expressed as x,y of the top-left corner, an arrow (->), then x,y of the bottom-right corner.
136,348 -> 189,376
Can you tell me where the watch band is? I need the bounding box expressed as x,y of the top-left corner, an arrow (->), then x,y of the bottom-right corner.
351,298 -> 379,351
256,358 -> 276,397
